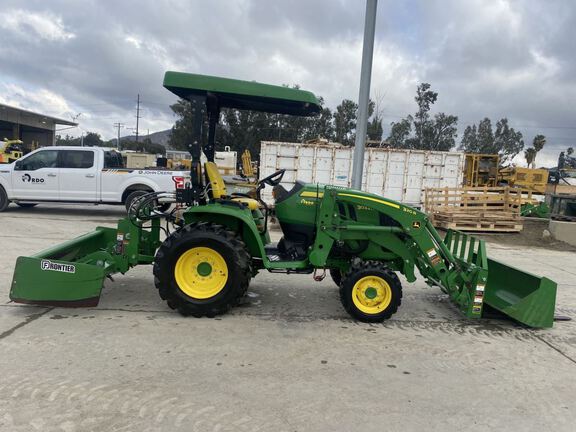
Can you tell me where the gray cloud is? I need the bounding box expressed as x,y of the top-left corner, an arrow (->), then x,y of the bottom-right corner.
0,0 -> 574,166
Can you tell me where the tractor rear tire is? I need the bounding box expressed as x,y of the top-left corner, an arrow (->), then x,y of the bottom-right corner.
153,222 -> 251,317
339,261 -> 402,323
0,186 -> 9,212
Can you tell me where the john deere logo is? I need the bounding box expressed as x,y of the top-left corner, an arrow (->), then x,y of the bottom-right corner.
22,174 -> 44,183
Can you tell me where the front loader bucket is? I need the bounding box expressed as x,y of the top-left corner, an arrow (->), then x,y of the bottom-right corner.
484,258 -> 557,328
10,227 -> 117,307
443,229 -> 557,328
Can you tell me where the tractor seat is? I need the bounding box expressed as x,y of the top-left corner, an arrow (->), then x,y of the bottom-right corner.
204,162 -> 259,210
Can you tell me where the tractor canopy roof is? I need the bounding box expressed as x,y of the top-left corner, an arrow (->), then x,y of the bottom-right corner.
163,71 -> 321,116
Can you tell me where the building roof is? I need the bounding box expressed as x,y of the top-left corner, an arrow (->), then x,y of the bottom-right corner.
0,103 -> 78,126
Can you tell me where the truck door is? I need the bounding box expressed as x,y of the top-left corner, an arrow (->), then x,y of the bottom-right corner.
58,149 -> 98,201
12,149 -> 59,200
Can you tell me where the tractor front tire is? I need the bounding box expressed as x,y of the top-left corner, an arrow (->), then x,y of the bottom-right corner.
339,261 -> 402,323
153,222 -> 251,317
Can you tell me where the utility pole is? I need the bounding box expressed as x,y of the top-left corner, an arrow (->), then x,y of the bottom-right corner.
69,113 -> 82,148
135,94 -> 141,143
114,122 -> 124,151
351,0 -> 378,190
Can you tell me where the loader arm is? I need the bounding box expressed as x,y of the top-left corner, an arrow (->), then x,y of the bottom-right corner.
309,186 -> 556,327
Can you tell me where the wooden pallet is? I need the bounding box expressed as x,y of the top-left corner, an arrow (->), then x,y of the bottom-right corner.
435,220 -> 523,232
424,186 -> 523,232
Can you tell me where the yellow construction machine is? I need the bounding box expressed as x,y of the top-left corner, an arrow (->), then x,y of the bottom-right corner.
498,166 -> 549,194
464,153 -> 549,194
0,138 -> 24,164
463,154 -> 499,187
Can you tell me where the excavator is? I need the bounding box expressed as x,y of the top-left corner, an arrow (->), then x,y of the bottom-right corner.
9,72 -> 557,328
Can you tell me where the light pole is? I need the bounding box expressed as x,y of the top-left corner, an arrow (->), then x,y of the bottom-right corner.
351,0 -> 378,190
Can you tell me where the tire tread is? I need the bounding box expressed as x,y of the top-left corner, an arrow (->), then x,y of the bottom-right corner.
153,222 -> 251,317
339,260 -> 403,322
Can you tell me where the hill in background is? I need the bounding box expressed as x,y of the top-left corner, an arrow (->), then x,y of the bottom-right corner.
114,129 -> 172,148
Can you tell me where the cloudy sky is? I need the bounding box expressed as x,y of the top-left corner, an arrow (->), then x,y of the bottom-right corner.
1,0 -> 574,166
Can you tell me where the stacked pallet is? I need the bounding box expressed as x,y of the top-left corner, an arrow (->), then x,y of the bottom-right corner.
424,186 -> 523,232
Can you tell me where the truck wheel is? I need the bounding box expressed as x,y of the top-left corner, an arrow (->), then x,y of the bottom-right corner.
125,190 -> 171,212
16,203 -> 37,208
153,222 -> 252,317
0,186 -> 9,212
125,190 -> 150,212
339,261 -> 402,323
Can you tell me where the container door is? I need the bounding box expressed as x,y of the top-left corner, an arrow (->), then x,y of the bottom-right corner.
314,146 -> 333,185
405,152 -> 426,206
365,149 -> 386,195
333,147 -> 352,187
296,145 -> 314,183
441,153 -> 465,188
383,151 -> 407,202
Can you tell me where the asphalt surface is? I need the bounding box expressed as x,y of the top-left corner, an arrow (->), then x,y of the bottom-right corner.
0,203 -> 575,431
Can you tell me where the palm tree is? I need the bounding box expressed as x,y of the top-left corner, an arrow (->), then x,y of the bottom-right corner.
531,135 -> 546,168
525,148 -> 537,168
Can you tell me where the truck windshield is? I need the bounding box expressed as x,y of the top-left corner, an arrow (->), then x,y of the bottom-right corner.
104,151 -> 124,169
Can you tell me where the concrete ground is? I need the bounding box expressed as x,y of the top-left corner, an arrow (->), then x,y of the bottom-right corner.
0,203 -> 575,432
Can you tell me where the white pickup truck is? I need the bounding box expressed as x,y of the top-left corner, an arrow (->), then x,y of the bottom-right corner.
0,146 -> 189,212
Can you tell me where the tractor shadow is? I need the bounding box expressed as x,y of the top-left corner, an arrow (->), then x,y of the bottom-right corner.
3,203 -> 126,219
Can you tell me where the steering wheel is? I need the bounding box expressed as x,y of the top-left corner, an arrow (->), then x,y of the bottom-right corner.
255,169 -> 285,235
258,169 -> 286,188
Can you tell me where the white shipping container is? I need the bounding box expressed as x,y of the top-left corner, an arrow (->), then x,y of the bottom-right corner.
259,141 -> 465,208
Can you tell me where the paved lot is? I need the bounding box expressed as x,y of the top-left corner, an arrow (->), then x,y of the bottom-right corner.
1,204 -> 575,431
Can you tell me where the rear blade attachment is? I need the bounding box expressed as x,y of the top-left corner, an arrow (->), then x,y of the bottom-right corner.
10,227 -> 118,307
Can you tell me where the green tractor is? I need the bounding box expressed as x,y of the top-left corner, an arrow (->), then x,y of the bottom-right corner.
9,72 -> 558,327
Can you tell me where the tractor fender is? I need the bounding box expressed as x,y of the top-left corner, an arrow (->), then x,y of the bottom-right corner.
183,206 -> 267,260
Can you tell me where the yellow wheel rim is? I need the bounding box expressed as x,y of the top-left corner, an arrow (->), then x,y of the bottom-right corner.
352,275 -> 392,315
174,247 -> 228,299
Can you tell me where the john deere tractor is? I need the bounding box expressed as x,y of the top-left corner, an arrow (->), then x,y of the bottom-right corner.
9,72 -> 557,327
